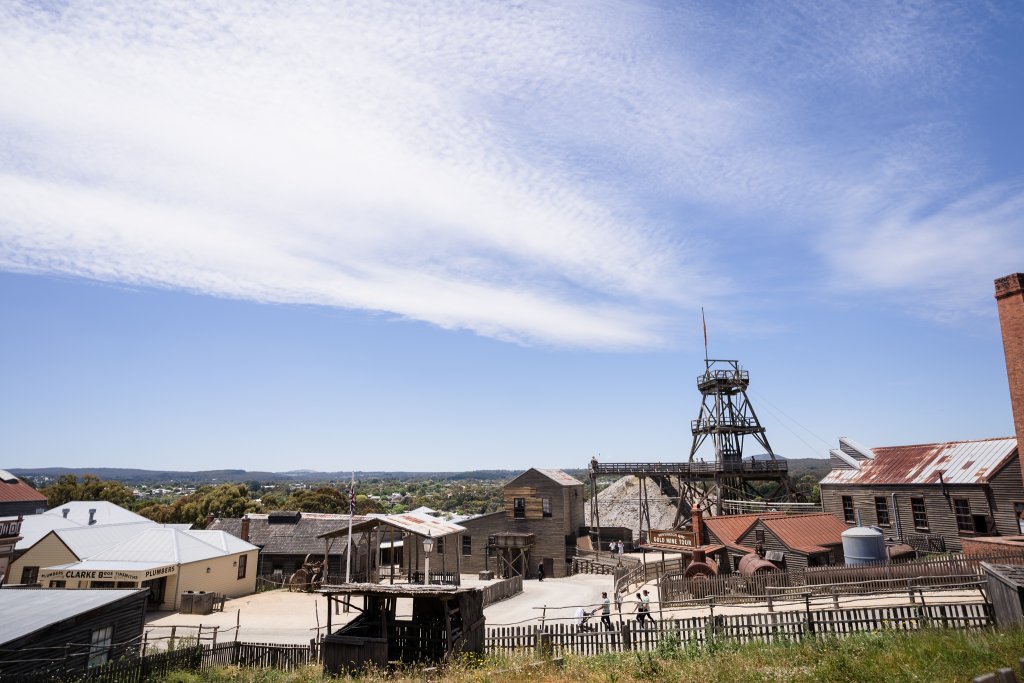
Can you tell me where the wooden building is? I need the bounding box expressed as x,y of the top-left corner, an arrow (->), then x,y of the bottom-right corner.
643,507 -> 846,576
0,470 -> 47,517
459,468 -> 586,579
820,436 -> 1024,553
706,512 -> 847,574
0,589 -> 148,676
209,512 -> 373,581
319,583 -> 483,675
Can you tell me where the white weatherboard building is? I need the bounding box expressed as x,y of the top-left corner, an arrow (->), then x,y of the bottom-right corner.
10,501 -> 258,610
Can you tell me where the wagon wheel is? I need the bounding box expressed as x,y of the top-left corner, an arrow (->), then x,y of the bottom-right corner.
288,568 -> 308,592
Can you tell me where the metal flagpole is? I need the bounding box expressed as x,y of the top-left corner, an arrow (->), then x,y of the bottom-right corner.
345,471 -> 355,583
702,307 -> 709,363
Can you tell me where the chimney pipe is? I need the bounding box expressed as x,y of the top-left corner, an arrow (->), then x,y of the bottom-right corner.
240,516 -> 251,543
62,508 -> 70,519
691,504 -> 703,546
88,508 -> 96,525
205,512 -> 215,528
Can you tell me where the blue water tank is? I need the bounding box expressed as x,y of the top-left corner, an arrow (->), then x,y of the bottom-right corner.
841,526 -> 886,565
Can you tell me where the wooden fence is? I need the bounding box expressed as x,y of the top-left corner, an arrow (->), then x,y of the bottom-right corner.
485,601 -> 992,655
804,552 -> 1024,586
1,645 -> 207,683
482,575 -> 523,607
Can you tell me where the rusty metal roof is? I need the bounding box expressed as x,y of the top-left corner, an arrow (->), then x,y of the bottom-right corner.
0,475 -> 47,504
703,512 -> 788,546
821,437 -> 1017,486
760,513 -> 848,554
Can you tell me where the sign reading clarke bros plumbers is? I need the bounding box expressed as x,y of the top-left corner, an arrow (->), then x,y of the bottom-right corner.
40,564 -> 177,583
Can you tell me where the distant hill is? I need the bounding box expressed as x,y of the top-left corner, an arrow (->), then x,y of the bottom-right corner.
9,467 -> 535,485
11,458 -> 831,487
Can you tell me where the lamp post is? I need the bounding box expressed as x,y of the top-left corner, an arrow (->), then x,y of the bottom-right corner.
423,531 -> 434,585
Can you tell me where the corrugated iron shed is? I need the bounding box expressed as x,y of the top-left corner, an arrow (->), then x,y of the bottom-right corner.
820,437 -> 1017,486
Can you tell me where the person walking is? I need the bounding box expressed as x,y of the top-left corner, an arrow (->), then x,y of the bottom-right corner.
634,592 -> 647,625
641,589 -> 653,628
600,592 -> 613,630
537,562 -> 545,582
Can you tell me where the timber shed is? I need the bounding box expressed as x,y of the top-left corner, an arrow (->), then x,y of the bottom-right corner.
821,436 -> 1024,553
319,583 -> 484,674
0,589 -> 148,676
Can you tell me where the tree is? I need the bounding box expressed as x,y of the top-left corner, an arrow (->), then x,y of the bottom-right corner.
168,484 -> 262,527
42,474 -> 135,509
284,487 -> 348,513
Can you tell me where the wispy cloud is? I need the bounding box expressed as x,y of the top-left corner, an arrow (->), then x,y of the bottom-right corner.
0,1 -> 1020,346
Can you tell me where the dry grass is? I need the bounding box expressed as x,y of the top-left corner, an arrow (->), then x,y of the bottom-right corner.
156,628 -> 1024,683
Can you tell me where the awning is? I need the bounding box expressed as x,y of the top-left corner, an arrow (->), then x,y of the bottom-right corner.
41,560 -> 178,582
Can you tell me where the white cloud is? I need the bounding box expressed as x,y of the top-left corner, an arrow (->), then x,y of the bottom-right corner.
0,1 -> 1020,345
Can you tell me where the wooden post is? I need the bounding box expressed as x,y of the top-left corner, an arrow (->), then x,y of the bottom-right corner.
389,527 -> 395,585
170,625 -> 176,650
456,532 -> 462,586
235,609 -> 241,642
804,593 -> 813,637
211,626 -> 218,650
620,620 -> 632,651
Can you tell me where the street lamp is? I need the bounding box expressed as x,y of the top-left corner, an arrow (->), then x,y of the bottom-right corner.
423,531 -> 434,585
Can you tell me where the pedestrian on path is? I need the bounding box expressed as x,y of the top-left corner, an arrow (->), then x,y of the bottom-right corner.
538,563 -> 545,581
600,592 -> 613,630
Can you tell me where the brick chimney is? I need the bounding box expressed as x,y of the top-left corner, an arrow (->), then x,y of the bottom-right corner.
996,273 -> 1024,483
691,504 -> 703,546
240,515 -> 251,543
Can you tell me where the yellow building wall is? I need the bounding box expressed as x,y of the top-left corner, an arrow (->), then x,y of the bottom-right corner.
176,550 -> 258,608
9,533 -> 78,584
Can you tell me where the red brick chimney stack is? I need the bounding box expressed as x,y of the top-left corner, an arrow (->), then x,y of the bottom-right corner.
240,515 -> 251,543
995,273 -> 1024,483
691,504 -> 703,546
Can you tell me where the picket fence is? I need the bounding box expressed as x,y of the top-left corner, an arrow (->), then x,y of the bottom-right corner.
485,601 -> 992,655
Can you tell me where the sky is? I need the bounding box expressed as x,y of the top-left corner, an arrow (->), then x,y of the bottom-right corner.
1,1 -> 1023,473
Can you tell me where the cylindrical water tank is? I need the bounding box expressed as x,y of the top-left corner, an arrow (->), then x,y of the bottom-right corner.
841,526 -> 886,565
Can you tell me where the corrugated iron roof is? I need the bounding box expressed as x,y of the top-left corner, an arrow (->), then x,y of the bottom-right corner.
85,526 -> 257,564
380,511 -> 465,537
759,513 -> 848,554
52,522 -> 155,558
821,437 -> 1017,486
0,476 -> 47,504
0,589 -> 145,645
704,512 -> 788,546
45,501 -> 150,526
16,514 -> 83,550
211,514 -> 370,553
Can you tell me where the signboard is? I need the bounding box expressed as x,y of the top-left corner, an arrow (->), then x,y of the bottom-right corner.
647,529 -> 697,548
0,518 -> 22,539
40,564 -> 178,583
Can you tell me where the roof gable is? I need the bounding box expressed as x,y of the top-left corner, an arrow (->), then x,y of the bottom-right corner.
506,468 -> 583,489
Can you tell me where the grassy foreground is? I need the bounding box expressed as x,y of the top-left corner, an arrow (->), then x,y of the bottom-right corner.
157,628 -> 1024,683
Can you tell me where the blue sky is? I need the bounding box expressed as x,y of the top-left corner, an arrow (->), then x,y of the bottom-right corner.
1,1 -> 1022,472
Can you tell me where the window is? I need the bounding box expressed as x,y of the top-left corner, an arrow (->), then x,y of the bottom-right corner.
911,498 -> 928,530
88,626 -> 113,669
436,537 -> 445,554
755,528 -> 766,545
542,497 -> 552,518
462,535 -> 472,556
49,580 -> 66,588
842,496 -> 855,523
237,554 -> 247,580
954,499 -> 974,533
874,497 -> 890,526
513,497 -> 526,519
20,566 -> 38,585
1015,502 -> 1024,534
